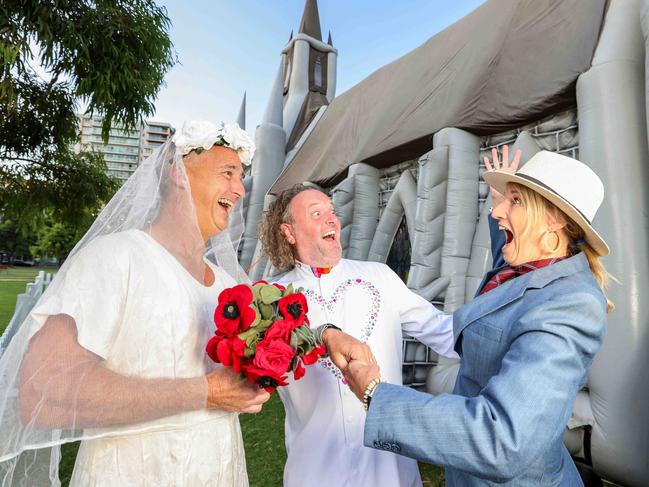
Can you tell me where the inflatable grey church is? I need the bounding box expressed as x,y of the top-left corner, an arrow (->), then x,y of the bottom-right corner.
237,0 -> 649,485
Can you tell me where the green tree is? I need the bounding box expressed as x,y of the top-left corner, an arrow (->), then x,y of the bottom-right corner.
1,0 -> 176,147
0,217 -> 37,259
30,219 -> 81,263
1,150 -> 119,233
1,150 -> 119,263
0,0 -> 174,258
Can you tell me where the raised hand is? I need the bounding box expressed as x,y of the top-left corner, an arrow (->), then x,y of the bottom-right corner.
322,328 -> 377,371
483,144 -> 522,207
205,366 -> 270,414
342,359 -> 381,402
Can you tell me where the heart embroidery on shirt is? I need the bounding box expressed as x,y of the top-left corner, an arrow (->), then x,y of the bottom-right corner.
304,278 -> 381,382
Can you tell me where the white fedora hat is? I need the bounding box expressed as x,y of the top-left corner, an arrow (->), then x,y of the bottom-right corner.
483,150 -> 610,256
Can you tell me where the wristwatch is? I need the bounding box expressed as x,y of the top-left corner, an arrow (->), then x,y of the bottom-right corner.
316,323 -> 342,357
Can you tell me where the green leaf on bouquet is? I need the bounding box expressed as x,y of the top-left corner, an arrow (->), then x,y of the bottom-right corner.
252,284 -> 263,302
285,283 -> 294,295
290,330 -> 299,350
256,319 -> 274,333
239,329 -> 262,352
260,285 -> 283,304
294,325 -> 316,346
239,327 -> 260,341
259,302 -> 275,320
248,307 -> 262,328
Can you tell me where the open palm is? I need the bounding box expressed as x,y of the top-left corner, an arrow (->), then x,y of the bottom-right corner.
483,144 -> 522,207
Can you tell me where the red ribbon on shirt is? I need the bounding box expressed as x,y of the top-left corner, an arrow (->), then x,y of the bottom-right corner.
310,267 -> 332,278
479,257 -> 566,295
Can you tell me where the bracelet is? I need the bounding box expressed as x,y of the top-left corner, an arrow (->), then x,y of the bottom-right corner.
315,323 -> 341,358
362,376 -> 382,411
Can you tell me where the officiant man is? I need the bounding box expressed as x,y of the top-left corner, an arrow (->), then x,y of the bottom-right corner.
259,184 -> 459,487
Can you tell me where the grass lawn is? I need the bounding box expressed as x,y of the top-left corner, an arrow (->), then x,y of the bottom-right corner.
0,267 -> 56,334
0,270 -> 444,485
0,281 -> 28,332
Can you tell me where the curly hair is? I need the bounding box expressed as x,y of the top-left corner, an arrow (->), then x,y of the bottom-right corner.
258,184 -> 326,273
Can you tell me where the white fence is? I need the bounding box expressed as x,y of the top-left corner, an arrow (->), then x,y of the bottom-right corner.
0,271 -> 53,354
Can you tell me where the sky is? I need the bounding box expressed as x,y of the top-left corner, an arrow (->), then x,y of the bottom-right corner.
153,0 -> 486,132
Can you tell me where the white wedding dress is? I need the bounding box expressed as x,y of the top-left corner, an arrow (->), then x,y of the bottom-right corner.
31,230 -> 248,486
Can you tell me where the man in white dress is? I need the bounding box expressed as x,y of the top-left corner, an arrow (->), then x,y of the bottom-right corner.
258,184 -> 459,487
0,121 -> 269,486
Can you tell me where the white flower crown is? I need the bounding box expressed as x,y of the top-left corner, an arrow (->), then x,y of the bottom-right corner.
173,120 -> 255,166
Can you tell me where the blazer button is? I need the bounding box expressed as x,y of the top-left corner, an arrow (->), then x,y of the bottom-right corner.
373,440 -> 381,448
391,443 -> 401,452
383,444 -> 392,451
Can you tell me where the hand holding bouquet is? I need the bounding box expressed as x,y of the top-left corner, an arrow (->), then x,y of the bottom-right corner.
206,281 -> 325,391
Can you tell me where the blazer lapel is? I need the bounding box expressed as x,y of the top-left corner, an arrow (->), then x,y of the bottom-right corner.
454,274 -> 529,349
453,254 -> 589,353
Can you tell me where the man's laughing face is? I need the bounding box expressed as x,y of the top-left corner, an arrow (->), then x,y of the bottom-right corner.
281,189 -> 342,268
185,145 -> 245,243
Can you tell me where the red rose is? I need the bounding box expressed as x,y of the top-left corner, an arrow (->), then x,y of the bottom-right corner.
302,344 -> 326,365
263,319 -> 293,344
214,284 -> 256,336
253,338 -> 295,379
293,359 -> 305,380
278,292 -> 308,327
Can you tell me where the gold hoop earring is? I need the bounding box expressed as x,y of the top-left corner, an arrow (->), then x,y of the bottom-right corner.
543,230 -> 561,253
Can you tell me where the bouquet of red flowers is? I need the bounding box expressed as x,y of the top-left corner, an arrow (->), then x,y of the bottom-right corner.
206,281 -> 326,391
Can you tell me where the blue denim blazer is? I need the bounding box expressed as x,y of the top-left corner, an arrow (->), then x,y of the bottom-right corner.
364,219 -> 607,486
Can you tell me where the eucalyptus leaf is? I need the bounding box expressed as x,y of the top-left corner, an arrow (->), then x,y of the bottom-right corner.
256,319 -> 273,333
252,284 -> 262,302
259,302 -> 275,320
260,285 -> 283,304
238,327 -> 260,341
244,345 -> 256,357
248,308 -> 261,328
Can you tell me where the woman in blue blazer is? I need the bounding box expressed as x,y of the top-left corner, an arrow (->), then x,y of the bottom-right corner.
343,149 -> 613,486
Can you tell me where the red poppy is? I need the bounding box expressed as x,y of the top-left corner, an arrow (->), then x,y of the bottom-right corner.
272,283 -> 286,291
225,337 -> 249,372
242,364 -> 289,392
253,280 -> 269,285
205,334 -> 225,364
302,344 -> 326,365
214,284 -> 256,336
277,292 -> 308,327
206,335 -> 248,373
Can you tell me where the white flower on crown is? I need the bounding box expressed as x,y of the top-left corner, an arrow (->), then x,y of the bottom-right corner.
173,120 -> 255,166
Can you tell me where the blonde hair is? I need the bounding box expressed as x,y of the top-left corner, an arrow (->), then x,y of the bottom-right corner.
510,183 -> 614,312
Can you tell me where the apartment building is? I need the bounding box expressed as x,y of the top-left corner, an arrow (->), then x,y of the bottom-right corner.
76,114 -> 173,181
